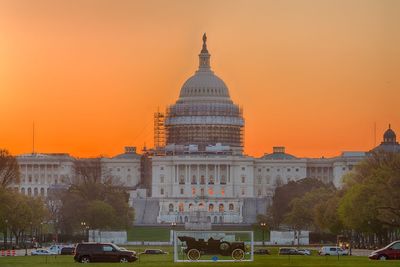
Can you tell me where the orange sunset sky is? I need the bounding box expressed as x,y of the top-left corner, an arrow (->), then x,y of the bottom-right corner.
1,0 -> 399,158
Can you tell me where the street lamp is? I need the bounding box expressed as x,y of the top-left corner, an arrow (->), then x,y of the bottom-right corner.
260,222 -> 267,246
4,219 -> 8,250
80,222 -> 86,242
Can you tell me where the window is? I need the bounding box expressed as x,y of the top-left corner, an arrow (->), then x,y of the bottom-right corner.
180,188 -> 184,195
200,176 -> 205,184
208,187 -> 214,196
192,187 -> 196,196
117,168 -> 120,172
168,204 -> 174,212
208,176 -> 214,184
220,175 -> 227,184
287,168 -> 291,172
191,175 -> 197,184
296,168 -> 299,172
219,204 -> 224,212
160,175 -> 164,183
241,176 -> 245,183
160,166 -> 164,170
229,203 -> 234,211
179,203 -> 184,212
189,203 -> 193,210
200,188 -> 205,197
160,188 -> 164,195
103,245 -> 114,252
258,168 -> 261,172
266,168 -> 270,172
257,176 -> 262,184
241,188 -> 245,196
241,167 -> 245,171
179,175 -> 185,184
209,204 -> 214,212
258,190 -> 261,196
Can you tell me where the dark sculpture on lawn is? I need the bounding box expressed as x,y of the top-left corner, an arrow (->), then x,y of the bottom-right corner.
178,235 -> 245,261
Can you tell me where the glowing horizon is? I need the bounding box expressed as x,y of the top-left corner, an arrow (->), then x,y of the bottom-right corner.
1,0 -> 399,158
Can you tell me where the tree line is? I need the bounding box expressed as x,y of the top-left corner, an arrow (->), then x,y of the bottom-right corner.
263,151 -> 400,248
0,149 -> 134,247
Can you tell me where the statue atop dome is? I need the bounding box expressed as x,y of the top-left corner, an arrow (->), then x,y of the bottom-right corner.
201,33 -> 208,54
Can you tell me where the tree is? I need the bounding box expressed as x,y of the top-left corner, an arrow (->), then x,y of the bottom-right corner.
0,149 -> 20,188
338,151 -> 400,246
58,159 -> 134,235
270,177 -> 333,227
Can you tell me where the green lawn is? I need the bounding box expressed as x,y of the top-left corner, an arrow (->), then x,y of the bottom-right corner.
0,249 -> 398,267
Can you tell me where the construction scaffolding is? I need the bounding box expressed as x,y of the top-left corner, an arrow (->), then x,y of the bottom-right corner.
154,111 -> 165,149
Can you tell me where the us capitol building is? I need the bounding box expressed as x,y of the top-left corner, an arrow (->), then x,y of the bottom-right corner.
12,35 -> 399,225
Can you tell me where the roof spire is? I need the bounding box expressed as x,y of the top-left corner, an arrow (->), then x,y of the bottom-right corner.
389,123 -> 391,129
198,33 -> 211,71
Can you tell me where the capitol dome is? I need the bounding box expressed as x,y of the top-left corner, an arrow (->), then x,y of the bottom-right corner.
165,34 -> 244,152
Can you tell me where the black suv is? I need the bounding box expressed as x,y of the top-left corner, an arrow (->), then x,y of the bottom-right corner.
74,243 -> 137,263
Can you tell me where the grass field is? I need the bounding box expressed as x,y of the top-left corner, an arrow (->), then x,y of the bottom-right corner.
0,246 -> 398,267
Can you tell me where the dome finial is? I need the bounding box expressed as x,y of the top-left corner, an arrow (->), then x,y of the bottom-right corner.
389,123 -> 391,129
201,33 -> 208,53
198,33 -> 211,70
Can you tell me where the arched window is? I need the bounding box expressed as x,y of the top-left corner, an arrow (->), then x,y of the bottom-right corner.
207,216 -> 211,223
200,176 -> 205,184
191,175 -> 197,184
27,188 -> 32,196
40,188 -> 45,196
189,203 -> 193,210
179,203 -> 184,212
34,188 -> 38,196
21,187 -> 25,195
209,204 -> 214,212
208,176 -> 214,184
179,175 -> 185,184
184,216 -> 188,223
219,204 -> 224,212
213,216 -> 218,223
199,203 -> 204,209
168,203 -> 174,212
229,203 -> 234,211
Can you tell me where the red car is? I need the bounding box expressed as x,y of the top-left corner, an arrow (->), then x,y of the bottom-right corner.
369,241 -> 400,260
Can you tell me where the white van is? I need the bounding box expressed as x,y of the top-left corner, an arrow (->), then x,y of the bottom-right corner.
319,246 -> 348,256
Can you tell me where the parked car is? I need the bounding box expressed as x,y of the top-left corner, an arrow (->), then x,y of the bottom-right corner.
31,249 -> 57,256
297,249 -> 311,255
48,245 -> 64,254
254,248 -> 270,255
73,243 -> 137,263
369,240 -> 400,260
60,246 -> 75,255
318,246 -> 348,256
139,249 -> 168,255
279,248 -> 303,255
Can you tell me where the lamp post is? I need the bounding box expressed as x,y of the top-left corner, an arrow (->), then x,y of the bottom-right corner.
80,222 -> 86,242
260,222 -> 267,247
4,219 -> 8,250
